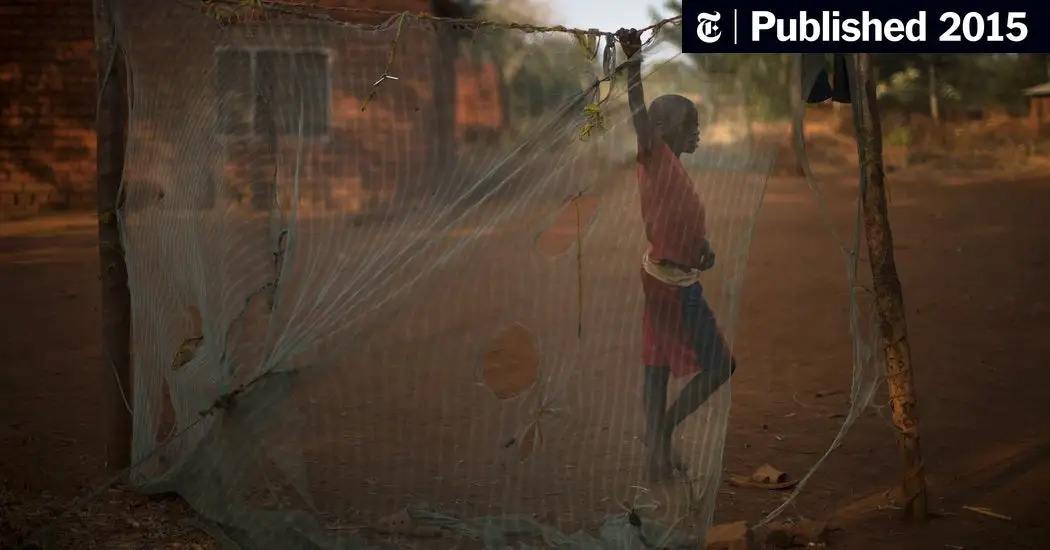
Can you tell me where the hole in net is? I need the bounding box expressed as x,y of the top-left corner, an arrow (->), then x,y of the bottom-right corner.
171,306 -> 204,370
154,378 -> 177,446
481,323 -> 539,400
148,376 -> 178,479
186,305 -> 203,336
517,421 -> 542,461
156,305 -> 205,473
534,194 -> 600,257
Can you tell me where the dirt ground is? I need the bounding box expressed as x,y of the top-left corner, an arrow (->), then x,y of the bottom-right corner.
3,155 -> 1050,548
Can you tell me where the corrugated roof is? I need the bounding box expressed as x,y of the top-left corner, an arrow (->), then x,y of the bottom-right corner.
1023,82 -> 1050,96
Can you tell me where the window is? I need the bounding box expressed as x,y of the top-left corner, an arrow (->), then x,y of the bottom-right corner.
215,48 -> 331,138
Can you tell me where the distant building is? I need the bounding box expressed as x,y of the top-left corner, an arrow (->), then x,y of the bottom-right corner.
0,0 -> 503,217
1022,82 -> 1050,137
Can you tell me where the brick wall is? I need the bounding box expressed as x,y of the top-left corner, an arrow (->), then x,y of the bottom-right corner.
1,0 -> 503,218
0,0 -> 97,218
214,14 -> 445,214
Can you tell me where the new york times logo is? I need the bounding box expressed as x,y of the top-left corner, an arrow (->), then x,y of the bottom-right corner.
680,3 -> 1039,53
695,12 -> 722,43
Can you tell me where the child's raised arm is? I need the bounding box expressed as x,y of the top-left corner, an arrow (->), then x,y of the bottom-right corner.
616,29 -> 652,157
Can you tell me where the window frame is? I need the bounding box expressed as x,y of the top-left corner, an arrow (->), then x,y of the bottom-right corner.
213,45 -> 335,142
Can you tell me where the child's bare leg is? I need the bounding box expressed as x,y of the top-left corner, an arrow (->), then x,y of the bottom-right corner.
664,285 -> 737,443
665,355 -> 735,429
643,365 -> 674,480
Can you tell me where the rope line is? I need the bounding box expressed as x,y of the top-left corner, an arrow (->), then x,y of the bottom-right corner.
196,0 -> 682,38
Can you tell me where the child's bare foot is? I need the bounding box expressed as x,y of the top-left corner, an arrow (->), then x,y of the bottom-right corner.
647,447 -> 689,481
645,452 -> 675,482
668,447 -> 689,474
644,427 -> 688,481
643,433 -> 689,478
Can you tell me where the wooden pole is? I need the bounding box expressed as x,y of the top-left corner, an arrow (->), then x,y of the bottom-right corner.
850,53 -> 929,521
94,0 -> 132,472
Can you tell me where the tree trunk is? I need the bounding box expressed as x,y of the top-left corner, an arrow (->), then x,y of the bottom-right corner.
489,50 -> 513,137
94,0 -> 132,472
1031,54 -> 1050,82
787,54 -> 807,177
497,61 -> 513,133
850,53 -> 929,522
927,61 -> 939,123
501,48 -> 529,86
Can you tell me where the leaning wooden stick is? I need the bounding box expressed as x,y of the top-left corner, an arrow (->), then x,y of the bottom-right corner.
93,0 -> 133,472
850,52 -> 929,521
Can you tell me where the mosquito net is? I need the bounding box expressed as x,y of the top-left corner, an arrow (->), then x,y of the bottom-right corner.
91,1 -> 795,547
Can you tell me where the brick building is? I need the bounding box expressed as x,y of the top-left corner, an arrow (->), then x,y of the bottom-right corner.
1024,82 -> 1050,137
0,0 -> 503,217
0,0 -> 97,216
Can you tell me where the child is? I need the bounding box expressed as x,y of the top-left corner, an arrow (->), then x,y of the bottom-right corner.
617,29 -> 738,482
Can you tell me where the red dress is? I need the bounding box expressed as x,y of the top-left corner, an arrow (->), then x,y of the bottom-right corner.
637,139 -> 709,378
